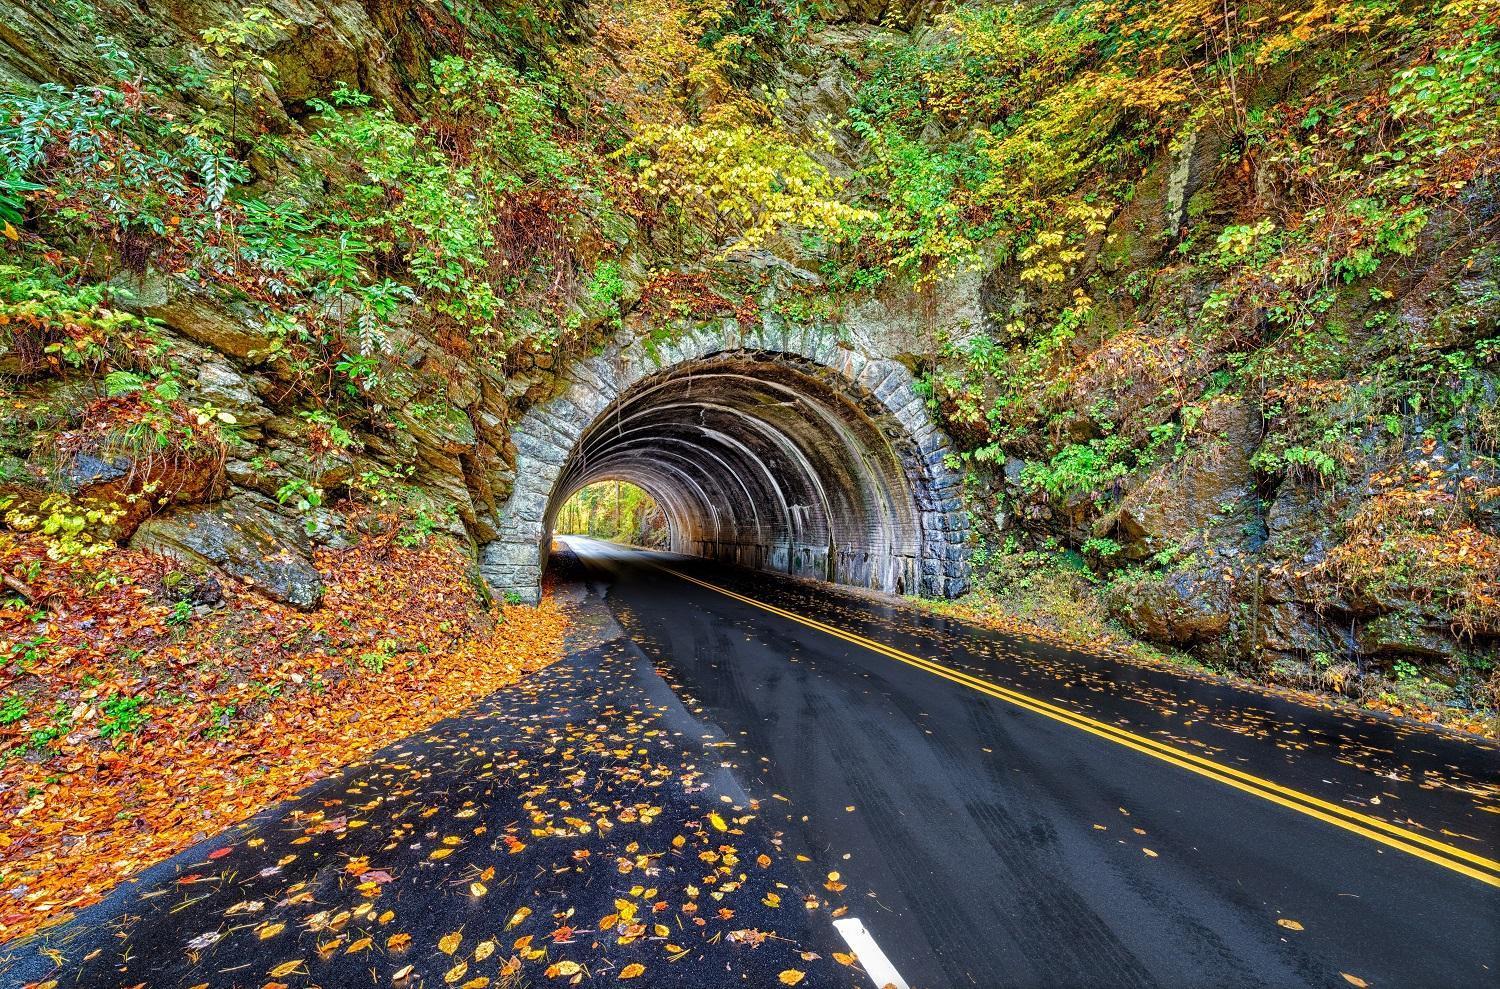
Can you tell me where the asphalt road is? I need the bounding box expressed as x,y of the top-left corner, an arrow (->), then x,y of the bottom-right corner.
566,537 -> 1500,989
11,537 -> 1497,989
7,567 -> 862,989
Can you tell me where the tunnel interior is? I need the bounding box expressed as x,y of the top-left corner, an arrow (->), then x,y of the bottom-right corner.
542,353 -> 931,594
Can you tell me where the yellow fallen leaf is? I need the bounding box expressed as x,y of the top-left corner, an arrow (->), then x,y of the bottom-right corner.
470,881 -> 488,897
778,970 -> 806,985
430,848 -> 454,860
1277,918 -> 1304,931
475,939 -> 496,961
258,923 -> 285,940
619,963 -> 646,979
833,952 -> 857,966
393,964 -> 414,982
546,960 -> 582,978
269,960 -> 303,978
708,812 -> 727,832
345,936 -> 373,954
439,931 -> 463,955
444,961 -> 469,984
1341,975 -> 1369,988
2,222 -> 17,241
507,906 -> 532,930
387,932 -> 412,951
1142,848 -> 1158,857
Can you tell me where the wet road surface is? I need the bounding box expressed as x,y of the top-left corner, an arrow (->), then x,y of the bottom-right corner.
8,538 -> 1498,989
570,538 -> 1499,989
5,570 -> 861,989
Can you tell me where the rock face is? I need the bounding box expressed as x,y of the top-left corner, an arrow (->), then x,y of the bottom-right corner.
1109,397 -> 1259,562
1,0 -> 1493,702
130,494 -> 323,608
1106,567 -> 1232,647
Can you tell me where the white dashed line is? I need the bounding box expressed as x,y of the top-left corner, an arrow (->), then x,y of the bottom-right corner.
833,916 -> 910,989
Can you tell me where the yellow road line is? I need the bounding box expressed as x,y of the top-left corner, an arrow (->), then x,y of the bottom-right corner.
651,561 -> 1500,889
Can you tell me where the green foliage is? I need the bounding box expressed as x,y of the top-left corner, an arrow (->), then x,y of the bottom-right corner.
98,693 -> 148,741
165,599 -> 194,627
555,480 -> 668,546
358,640 -> 398,674
1020,437 -> 1130,500
622,120 -> 871,255
0,264 -> 162,375
395,507 -> 450,548
203,702 -> 238,740
4,494 -> 125,561
11,701 -> 71,757
0,82 -> 246,236
0,694 -> 27,725
276,477 -> 324,514
199,4 -> 291,139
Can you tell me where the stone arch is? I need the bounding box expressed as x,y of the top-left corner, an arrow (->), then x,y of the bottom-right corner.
481,321 -> 969,602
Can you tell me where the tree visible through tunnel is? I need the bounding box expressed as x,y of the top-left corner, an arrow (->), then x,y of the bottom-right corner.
554,480 -> 669,548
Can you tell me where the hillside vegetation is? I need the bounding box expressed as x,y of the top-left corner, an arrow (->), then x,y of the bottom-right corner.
0,0 -> 1496,798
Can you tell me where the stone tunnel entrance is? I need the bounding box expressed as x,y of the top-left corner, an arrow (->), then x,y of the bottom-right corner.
481,325 -> 969,603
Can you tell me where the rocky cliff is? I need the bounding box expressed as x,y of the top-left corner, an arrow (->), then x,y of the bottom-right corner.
1,0 -> 1495,724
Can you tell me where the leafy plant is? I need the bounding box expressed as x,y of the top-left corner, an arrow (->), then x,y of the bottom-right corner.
0,694 -> 28,725
98,694 -> 148,741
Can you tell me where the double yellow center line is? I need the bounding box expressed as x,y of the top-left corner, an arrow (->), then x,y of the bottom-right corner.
653,562 -> 1500,889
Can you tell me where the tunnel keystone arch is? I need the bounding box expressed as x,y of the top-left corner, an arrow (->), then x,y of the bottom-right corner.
482,321 -> 970,603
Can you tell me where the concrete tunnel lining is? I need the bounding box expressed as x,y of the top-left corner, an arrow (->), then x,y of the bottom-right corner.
482,343 -> 970,602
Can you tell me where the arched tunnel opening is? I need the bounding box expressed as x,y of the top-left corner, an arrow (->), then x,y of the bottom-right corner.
538,352 -> 951,596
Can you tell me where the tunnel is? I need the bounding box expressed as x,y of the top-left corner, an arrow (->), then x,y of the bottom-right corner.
483,339 -> 969,602
547,354 -> 925,590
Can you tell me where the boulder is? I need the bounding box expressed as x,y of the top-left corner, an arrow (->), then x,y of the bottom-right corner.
1107,565 -> 1231,646
130,492 -> 324,608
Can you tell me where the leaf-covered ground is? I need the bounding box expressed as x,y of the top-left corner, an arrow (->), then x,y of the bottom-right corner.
0,523 -> 566,942
5,566 -> 864,989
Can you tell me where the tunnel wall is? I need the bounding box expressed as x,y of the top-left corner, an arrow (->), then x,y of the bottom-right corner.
481,320 -> 970,603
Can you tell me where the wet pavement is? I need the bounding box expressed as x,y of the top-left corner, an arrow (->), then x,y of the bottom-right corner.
575,538 -> 1498,989
8,539 -> 1498,989
5,564 -> 862,989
